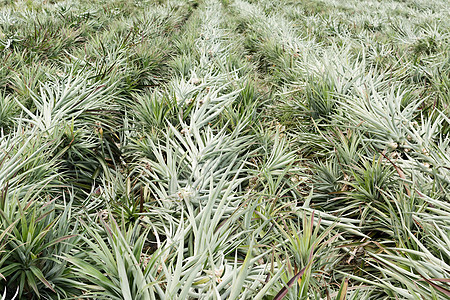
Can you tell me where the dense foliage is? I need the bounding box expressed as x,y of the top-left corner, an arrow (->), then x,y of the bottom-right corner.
0,0 -> 449,299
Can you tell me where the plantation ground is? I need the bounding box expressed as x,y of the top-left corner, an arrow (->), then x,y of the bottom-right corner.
0,0 -> 449,299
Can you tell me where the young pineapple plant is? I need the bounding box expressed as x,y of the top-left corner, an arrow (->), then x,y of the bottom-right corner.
0,0 -> 449,298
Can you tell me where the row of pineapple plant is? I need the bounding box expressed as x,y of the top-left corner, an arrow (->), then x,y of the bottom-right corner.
0,0 -> 449,299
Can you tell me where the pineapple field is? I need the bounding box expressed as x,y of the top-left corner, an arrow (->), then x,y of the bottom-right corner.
0,0 -> 449,299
